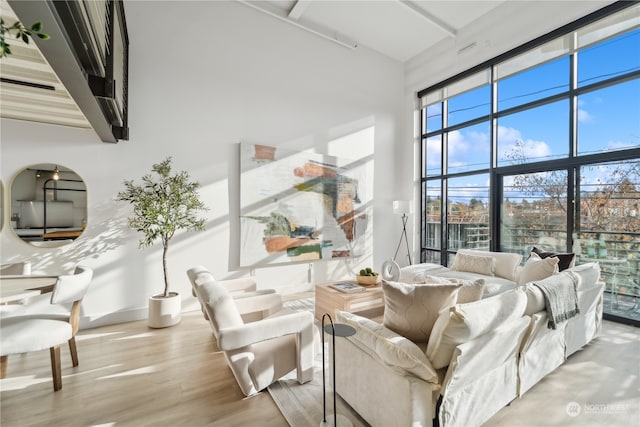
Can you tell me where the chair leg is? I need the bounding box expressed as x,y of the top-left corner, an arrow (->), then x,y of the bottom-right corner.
50,346 -> 62,391
1,355 -> 7,379
69,337 -> 79,367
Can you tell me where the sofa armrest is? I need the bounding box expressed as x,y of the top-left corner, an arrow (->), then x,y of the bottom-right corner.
217,311 -> 314,350
443,315 -> 531,392
439,315 -> 530,427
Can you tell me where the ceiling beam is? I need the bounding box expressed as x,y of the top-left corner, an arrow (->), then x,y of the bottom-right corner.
288,0 -> 311,20
398,0 -> 457,38
8,0 -> 118,142
237,0 -> 357,50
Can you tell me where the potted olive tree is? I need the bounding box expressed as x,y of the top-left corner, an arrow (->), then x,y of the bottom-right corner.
118,157 -> 208,328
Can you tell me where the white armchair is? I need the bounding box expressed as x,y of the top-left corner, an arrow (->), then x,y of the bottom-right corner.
186,266 -> 279,322
0,266 -> 93,391
193,275 -> 318,396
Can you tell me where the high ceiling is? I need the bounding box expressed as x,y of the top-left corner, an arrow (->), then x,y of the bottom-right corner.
240,0 -> 508,62
1,0 -> 616,139
5,0 -> 494,136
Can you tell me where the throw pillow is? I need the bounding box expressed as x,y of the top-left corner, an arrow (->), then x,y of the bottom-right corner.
421,275 -> 486,304
382,280 -> 462,343
531,247 -> 576,271
518,252 -> 559,285
457,249 -> 522,281
450,252 -> 495,276
336,311 -> 438,383
426,288 -> 527,369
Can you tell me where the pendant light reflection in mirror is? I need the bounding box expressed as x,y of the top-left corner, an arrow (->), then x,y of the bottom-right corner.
10,164 -> 87,248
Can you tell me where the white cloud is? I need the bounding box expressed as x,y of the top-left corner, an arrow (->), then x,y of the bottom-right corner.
497,126 -> 523,142
426,137 -> 441,168
448,130 -> 469,155
606,140 -> 639,150
447,128 -> 490,171
578,108 -> 594,123
498,125 -> 551,163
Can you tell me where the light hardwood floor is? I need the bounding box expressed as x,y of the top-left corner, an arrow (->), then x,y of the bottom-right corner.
0,311 -> 287,427
1,310 -> 638,426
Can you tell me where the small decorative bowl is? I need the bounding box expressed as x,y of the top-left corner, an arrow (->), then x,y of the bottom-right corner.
356,275 -> 379,286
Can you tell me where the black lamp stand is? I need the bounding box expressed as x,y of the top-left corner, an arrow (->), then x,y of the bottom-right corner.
321,313 -> 356,427
393,213 -> 412,265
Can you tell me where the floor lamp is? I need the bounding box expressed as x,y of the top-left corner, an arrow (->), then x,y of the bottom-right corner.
393,200 -> 412,265
321,313 -> 356,427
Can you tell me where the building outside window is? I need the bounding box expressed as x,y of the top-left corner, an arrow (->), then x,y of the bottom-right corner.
419,2 -> 640,325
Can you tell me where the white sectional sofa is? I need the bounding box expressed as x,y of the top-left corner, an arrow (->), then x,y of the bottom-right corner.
332,250 -> 604,427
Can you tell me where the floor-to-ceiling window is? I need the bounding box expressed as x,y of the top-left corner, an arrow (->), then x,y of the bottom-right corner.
419,2 -> 640,325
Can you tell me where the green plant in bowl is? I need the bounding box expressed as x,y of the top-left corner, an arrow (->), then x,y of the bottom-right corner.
356,267 -> 379,285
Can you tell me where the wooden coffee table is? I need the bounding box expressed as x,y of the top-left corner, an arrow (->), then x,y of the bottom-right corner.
315,281 -> 385,320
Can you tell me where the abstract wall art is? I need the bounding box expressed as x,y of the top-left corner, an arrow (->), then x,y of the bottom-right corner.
240,142 -> 369,267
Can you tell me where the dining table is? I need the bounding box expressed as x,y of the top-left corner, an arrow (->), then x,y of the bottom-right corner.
0,275 -> 59,304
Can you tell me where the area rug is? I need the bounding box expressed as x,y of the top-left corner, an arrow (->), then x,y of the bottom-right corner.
268,298 -> 369,427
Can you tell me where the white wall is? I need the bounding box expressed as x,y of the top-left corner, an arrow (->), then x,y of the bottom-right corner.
0,1 -> 404,327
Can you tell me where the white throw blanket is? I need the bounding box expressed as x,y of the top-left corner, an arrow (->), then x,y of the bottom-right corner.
532,273 -> 580,329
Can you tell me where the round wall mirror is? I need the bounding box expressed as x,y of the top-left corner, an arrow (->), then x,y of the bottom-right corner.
10,164 -> 87,247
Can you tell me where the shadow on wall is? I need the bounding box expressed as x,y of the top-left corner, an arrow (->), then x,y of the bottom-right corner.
26,200 -> 131,274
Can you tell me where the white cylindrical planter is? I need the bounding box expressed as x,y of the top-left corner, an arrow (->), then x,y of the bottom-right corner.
148,292 -> 181,328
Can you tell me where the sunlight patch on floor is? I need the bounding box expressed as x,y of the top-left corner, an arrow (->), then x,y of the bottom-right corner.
113,332 -> 156,340
76,331 -> 125,341
98,366 -> 156,380
0,375 -> 50,391
65,364 -> 123,378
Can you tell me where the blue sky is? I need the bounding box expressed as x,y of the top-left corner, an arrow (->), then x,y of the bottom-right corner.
425,28 -> 639,175
424,28 -> 639,202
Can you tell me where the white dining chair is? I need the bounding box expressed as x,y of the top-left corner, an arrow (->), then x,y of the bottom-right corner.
0,266 -> 93,391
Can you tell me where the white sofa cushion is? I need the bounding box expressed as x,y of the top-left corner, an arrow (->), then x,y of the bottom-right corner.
454,249 -> 523,282
450,252 -> 495,276
419,275 -> 486,304
337,311 -> 439,383
432,270 -> 517,297
426,288 -> 527,369
399,263 -> 450,283
518,252 -> 559,285
382,280 -> 461,343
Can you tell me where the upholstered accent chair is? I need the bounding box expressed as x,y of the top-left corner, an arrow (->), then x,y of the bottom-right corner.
193,274 -> 318,396
0,266 -> 93,391
186,266 -> 279,322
